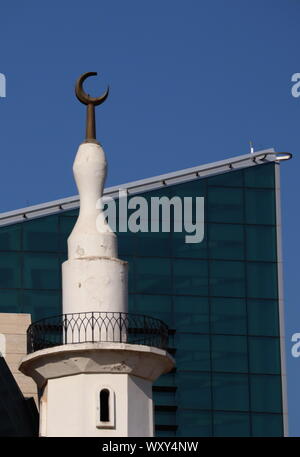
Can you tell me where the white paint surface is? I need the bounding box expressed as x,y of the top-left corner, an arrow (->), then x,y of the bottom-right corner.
42,373 -> 153,437
68,142 -> 117,260
62,142 -> 128,318
63,257 -> 128,315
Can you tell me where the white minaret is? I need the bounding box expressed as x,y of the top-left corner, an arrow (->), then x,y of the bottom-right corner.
19,72 -> 174,437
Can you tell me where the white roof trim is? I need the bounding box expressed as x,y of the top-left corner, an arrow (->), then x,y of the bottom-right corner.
0,148 -> 289,227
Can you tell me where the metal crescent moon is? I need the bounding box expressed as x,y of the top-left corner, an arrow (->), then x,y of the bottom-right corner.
75,72 -> 109,106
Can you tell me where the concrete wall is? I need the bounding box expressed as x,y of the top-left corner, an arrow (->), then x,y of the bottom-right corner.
0,313 -> 37,404
42,373 -> 153,437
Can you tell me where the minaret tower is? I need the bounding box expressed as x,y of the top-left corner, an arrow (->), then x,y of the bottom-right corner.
19,73 -> 174,437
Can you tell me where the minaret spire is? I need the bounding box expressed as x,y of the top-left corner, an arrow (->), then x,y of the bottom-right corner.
75,72 -> 109,143
19,72 -> 174,437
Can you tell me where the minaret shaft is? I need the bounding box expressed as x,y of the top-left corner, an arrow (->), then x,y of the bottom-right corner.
63,141 -> 127,318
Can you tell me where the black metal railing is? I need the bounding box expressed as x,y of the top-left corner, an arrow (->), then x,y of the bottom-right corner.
27,311 -> 169,354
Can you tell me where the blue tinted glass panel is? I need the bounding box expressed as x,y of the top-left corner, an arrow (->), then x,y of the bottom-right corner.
174,296 -> 209,333
0,289 -> 20,313
118,232 -> 137,256
249,337 -> 281,374
155,411 -> 176,425
176,333 -> 210,371
207,169 -> 243,187
23,253 -> 60,289
209,224 -> 244,260
245,189 -> 276,225
131,294 -> 173,327
213,412 -> 250,437
134,257 -> 172,294
247,263 -> 278,299
117,232 -> 136,259
212,373 -> 249,411
23,216 -> 59,252
247,299 -> 279,336
211,335 -> 248,373
173,259 -> 208,296
176,372 -> 211,410
250,375 -> 282,413
154,372 -> 176,387
153,391 -> 176,406
251,413 -> 283,437
0,253 -> 21,288
0,224 -> 21,251
177,410 -> 212,437
169,179 -> 206,203
208,187 -> 244,223
211,297 -> 247,335
246,226 -> 276,262
244,163 -> 275,188
136,231 -> 171,257
62,209 -> 79,217
210,260 -> 245,297
22,290 -> 61,321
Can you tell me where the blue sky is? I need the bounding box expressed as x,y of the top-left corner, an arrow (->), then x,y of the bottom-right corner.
0,0 -> 299,435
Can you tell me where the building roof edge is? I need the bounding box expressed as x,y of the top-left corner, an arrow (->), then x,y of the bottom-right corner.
0,148 -> 290,226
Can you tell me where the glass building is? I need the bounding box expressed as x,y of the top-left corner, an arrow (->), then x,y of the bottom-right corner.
0,149 -> 289,436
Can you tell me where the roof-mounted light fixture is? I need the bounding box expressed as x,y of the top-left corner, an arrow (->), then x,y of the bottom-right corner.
254,151 -> 293,162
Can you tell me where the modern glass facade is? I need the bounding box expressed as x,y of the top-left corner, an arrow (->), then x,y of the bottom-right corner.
0,161 -> 286,436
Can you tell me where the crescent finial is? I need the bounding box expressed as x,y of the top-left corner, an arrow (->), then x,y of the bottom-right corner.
75,72 -> 109,143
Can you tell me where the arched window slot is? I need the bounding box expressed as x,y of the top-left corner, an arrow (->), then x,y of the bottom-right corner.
100,389 -> 110,422
96,387 -> 115,429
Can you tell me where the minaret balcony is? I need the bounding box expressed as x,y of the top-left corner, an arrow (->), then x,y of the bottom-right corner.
26,312 -> 169,354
